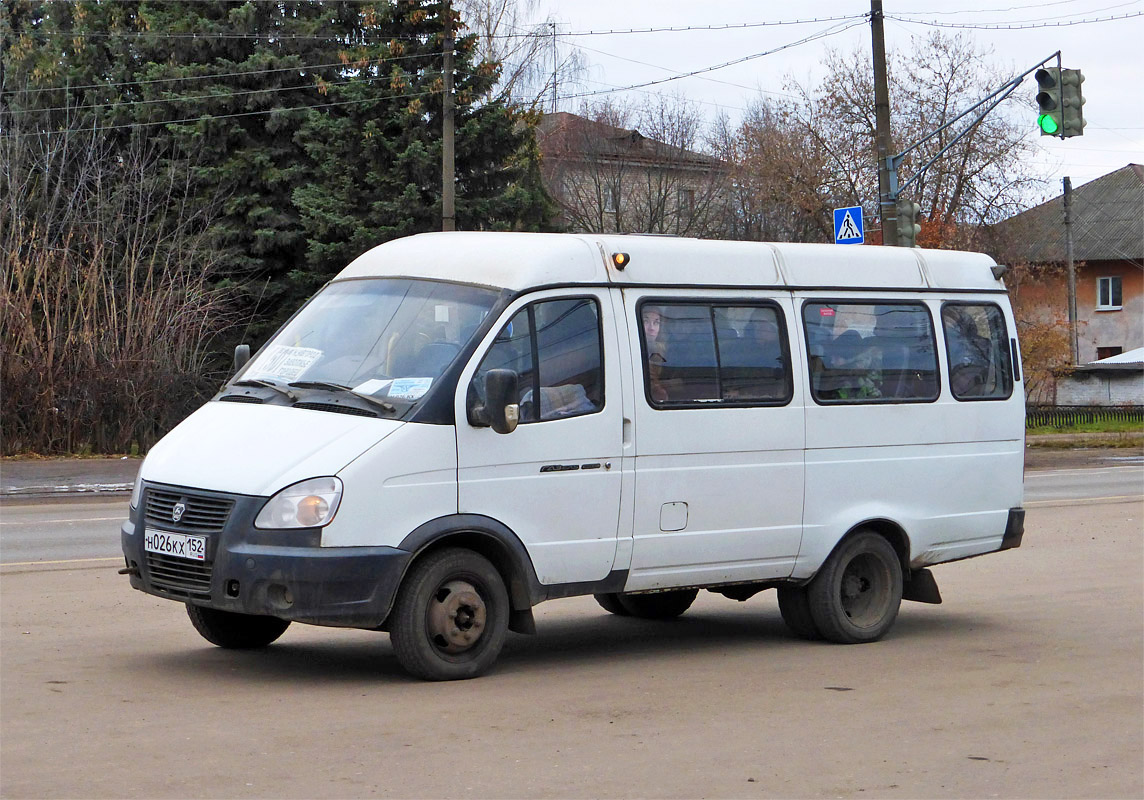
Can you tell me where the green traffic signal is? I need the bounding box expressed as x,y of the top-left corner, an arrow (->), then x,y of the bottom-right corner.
1035,67 -> 1062,138
1038,113 -> 1060,134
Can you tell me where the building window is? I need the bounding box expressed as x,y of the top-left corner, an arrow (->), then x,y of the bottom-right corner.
1097,276 -> 1122,310
1096,346 -> 1123,361
677,188 -> 695,215
603,185 -> 619,214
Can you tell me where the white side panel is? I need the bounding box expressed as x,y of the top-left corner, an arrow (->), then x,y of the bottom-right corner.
455,288 -> 624,585
794,294 -> 1025,579
623,289 -> 806,591
140,402 -> 400,497
322,423 -> 458,548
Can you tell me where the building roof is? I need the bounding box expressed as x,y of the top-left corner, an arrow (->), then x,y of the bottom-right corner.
537,111 -> 722,172
993,164 -> 1144,264
1090,346 -> 1144,365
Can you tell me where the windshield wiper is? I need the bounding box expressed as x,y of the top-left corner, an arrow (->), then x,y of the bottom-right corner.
233,379 -> 297,401
289,381 -> 397,413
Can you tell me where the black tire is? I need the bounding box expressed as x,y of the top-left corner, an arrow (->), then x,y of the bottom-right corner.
777,585 -> 820,640
807,531 -> 903,644
389,548 -> 509,681
185,604 -> 290,649
594,593 -> 630,616
616,589 -> 698,619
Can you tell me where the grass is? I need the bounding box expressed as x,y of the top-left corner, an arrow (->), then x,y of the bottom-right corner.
1026,419 -> 1144,436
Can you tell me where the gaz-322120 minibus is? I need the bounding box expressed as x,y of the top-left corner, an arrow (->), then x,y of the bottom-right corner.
121,233 -> 1025,680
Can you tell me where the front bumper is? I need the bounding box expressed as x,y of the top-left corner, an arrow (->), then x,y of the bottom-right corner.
121,484 -> 410,629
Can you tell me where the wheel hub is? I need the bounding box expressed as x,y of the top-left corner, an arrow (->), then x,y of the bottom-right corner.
427,580 -> 487,654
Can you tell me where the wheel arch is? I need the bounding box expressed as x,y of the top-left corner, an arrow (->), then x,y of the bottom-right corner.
840,518 -> 912,580
396,514 -> 541,632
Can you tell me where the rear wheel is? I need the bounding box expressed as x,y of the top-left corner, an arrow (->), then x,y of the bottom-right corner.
389,548 -> 509,681
616,589 -> 698,619
777,586 -> 820,640
185,604 -> 290,648
594,593 -> 630,616
808,531 -> 902,644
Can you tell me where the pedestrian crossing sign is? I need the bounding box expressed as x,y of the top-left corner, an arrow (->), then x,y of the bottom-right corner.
833,206 -> 864,245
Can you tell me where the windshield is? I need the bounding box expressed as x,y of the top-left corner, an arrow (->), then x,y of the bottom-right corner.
242,279 -> 500,404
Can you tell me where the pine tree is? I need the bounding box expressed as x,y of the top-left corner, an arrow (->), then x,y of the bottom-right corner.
291,1 -> 555,296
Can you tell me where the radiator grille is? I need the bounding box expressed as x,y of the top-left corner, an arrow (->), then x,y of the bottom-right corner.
145,490 -> 233,532
146,553 -> 212,599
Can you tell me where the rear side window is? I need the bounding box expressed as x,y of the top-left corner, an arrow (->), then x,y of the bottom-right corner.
473,297 -> 603,422
941,303 -> 1013,400
803,302 -> 939,404
640,302 -> 791,407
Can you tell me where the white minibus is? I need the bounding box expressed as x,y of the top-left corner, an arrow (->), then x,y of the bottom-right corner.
121,232 -> 1026,680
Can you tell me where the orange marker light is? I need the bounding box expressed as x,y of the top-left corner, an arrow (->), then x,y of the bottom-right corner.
612,252 -> 630,270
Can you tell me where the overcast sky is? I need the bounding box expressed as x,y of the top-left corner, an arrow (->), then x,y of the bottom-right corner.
530,1 -> 1143,196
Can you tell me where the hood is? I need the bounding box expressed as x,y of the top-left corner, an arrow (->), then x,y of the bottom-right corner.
141,401 -> 402,497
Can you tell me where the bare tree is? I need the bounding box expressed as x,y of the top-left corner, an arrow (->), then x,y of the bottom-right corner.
812,32 -> 1040,243
710,101 -> 839,243
718,32 -> 1042,246
1,120 -> 236,454
457,0 -> 585,107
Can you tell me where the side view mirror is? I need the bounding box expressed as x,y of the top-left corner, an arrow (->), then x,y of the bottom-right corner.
468,369 -> 519,434
234,344 -> 251,373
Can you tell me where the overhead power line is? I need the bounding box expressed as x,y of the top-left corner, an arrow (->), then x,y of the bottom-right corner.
888,9 -> 1143,29
561,19 -> 867,101
0,88 -> 440,140
18,52 -> 437,95
8,69 -> 446,117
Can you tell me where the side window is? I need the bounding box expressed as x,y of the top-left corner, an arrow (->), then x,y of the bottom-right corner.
942,303 -> 1013,400
640,302 -> 791,407
472,298 -> 603,424
803,302 -> 939,404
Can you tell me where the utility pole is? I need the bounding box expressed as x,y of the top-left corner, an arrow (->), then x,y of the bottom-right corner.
1063,176 -> 1078,364
551,22 -> 557,113
871,0 -> 897,246
441,1 -> 456,232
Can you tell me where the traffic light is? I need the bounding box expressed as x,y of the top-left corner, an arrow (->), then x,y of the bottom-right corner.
1059,68 -> 1086,137
1035,67 -> 1062,136
896,199 -> 921,248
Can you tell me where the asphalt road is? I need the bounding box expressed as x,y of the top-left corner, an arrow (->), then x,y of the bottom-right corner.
2,464 -> 1140,566
0,469 -> 1141,798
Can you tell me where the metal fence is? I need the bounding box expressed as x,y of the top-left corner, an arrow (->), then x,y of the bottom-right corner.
1026,405 -> 1144,429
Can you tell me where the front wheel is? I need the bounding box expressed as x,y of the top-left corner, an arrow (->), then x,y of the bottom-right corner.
807,532 -> 902,644
389,548 -> 509,681
186,604 -> 290,648
616,589 -> 698,619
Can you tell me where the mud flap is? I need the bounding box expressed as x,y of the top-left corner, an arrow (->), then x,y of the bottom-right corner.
902,568 -> 942,604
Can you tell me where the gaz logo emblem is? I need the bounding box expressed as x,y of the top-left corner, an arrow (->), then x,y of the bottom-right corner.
172,501 -> 186,524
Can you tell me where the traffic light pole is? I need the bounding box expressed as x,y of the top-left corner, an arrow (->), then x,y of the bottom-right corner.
882,51 -> 1061,233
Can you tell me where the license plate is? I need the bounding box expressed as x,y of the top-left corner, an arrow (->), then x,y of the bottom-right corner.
144,528 -> 207,562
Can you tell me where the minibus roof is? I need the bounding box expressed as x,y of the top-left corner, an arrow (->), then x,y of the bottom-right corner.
337,232 -> 1006,292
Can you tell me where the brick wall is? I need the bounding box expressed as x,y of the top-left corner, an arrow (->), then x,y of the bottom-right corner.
1054,370 -> 1144,405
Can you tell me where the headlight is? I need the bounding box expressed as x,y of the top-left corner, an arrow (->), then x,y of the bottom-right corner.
255,477 -> 343,529
129,469 -> 144,510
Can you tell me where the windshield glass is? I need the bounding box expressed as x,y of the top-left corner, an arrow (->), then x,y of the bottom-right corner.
242,279 -> 500,403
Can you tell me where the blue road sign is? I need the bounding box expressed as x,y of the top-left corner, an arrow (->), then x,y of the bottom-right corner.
834,206 -> 864,244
